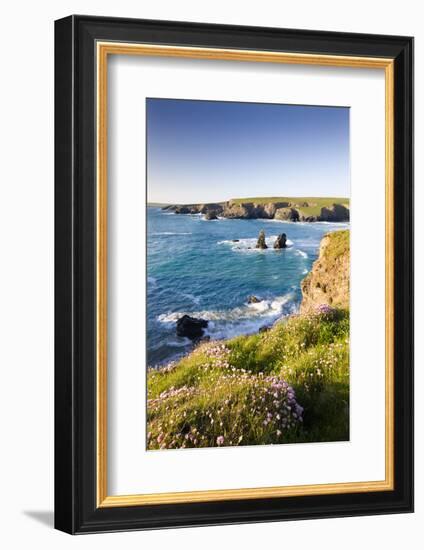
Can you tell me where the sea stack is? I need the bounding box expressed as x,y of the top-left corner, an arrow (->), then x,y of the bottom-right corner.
256,230 -> 268,249
274,233 -> 287,249
204,211 -> 218,220
176,315 -> 208,340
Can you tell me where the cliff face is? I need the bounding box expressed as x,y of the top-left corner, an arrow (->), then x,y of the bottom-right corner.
300,230 -> 350,313
163,198 -> 350,222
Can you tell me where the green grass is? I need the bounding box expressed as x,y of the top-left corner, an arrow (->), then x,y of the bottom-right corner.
147,308 -> 350,449
320,229 -> 350,262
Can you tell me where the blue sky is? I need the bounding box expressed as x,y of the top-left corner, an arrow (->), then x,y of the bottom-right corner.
146,98 -> 350,204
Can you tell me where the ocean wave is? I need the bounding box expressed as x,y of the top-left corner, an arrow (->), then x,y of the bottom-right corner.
149,337 -> 191,352
295,249 -> 308,259
181,292 -> 201,305
157,293 -> 296,341
157,295 -> 291,324
261,219 -> 292,224
217,236 -> 294,252
316,221 -> 350,227
148,276 -> 157,286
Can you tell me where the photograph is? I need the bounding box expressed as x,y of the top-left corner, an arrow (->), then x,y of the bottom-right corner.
51,11 -> 413,536
146,98 -> 351,450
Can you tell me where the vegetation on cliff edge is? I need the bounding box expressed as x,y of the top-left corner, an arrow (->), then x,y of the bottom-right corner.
147,308 -> 349,449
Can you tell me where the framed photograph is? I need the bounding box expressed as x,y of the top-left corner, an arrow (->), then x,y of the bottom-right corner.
54,15 -> 413,534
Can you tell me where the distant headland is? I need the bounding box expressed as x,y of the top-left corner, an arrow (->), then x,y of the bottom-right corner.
157,196 -> 350,222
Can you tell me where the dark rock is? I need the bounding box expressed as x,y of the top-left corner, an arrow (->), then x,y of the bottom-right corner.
274,233 -> 287,249
247,295 -> 261,304
256,230 -> 268,249
200,203 -> 224,215
174,205 -> 202,215
232,239 -> 240,242
174,206 -> 191,214
204,211 -> 218,220
176,315 -> 208,340
259,325 -> 271,333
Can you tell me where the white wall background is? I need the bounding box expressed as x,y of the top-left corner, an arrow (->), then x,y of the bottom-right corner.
0,1 -> 420,548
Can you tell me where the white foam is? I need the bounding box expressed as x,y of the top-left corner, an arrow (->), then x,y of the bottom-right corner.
167,338 -> 192,348
181,293 -> 201,305
217,236 -> 294,252
295,249 -> 308,259
157,293 -> 295,328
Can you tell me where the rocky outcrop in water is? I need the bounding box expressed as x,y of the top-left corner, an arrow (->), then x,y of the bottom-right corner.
256,230 -> 268,249
176,315 -> 208,340
164,199 -> 349,222
204,211 -> 218,220
200,203 -> 224,215
247,295 -> 261,304
274,233 -> 287,249
300,230 -> 350,313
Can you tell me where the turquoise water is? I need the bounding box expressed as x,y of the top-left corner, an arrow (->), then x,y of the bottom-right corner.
147,207 -> 349,366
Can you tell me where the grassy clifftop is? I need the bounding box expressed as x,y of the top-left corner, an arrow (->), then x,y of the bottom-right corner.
229,197 -> 349,218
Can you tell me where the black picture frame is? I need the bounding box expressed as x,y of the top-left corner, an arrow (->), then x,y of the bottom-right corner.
55,15 -> 414,534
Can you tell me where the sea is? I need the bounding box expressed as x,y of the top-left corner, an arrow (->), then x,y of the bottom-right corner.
147,207 -> 349,366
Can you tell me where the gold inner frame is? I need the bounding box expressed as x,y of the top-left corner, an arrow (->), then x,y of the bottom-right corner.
96,42 -> 395,508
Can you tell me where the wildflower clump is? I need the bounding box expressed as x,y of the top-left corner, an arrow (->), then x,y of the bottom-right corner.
147,363 -> 303,450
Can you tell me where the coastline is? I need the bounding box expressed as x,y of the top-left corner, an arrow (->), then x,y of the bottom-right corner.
147,206 -> 349,368
159,196 -> 350,223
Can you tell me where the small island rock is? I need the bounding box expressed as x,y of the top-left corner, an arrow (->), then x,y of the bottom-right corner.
247,295 -> 261,304
274,233 -> 287,249
176,315 -> 208,340
204,211 -> 218,220
256,230 -> 268,249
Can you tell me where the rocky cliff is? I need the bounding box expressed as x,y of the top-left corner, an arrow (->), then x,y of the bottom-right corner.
300,230 -> 350,312
163,197 -> 349,222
